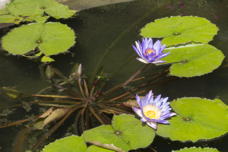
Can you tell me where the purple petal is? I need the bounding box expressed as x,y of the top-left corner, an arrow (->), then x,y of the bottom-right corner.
146,122 -> 157,129
152,119 -> 169,124
132,107 -> 143,118
157,52 -> 170,59
136,57 -> 149,64
153,40 -> 161,52
136,95 -> 142,106
132,45 -> 143,57
161,112 -> 176,119
152,60 -> 166,64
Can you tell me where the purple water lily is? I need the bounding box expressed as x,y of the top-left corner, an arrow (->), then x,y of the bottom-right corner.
132,38 -> 169,64
132,90 -> 176,129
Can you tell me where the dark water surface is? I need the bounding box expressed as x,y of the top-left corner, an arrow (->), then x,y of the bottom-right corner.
0,0 -> 228,151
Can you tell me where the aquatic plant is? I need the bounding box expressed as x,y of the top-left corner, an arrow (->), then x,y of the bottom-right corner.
0,0 -> 76,62
132,90 -> 176,129
0,2 -> 227,151
132,38 -> 169,64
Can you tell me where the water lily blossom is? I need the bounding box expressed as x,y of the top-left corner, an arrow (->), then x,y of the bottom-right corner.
132,90 -> 176,129
132,38 -> 169,64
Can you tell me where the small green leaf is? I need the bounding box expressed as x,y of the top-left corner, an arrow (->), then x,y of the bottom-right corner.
163,44 -> 224,77
172,147 -> 220,152
39,22 -> 76,56
42,135 -> 87,152
83,114 -> 155,151
86,146 -> 114,152
157,97 -> 228,142
140,16 -> 218,46
2,23 -> 43,55
7,0 -> 43,17
41,56 -> 55,63
38,0 -> 76,19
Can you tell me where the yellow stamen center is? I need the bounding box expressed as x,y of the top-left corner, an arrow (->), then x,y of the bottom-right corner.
143,105 -> 161,119
145,111 -> 156,119
144,49 -> 155,55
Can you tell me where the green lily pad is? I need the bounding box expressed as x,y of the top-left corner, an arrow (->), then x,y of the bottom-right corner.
86,146 -> 114,152
42,135 -> 87,152
83,114 -> 155,151
163,44 -> 224,77
140,16 -> 218,46
2,23 -> 43,55
157,97 -> 228,142
39,22 -> 76,56
172,147 -> 220,152
1,22 -> 76,57
7,0 -> 43,17
0,0 -> 76,24
38,0 -> 76,19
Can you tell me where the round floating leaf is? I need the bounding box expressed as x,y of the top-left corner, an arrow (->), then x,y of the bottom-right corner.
86,146 -> 114,152
1,22 -> 76,57
2,23 -> 43,55
42,135 -> 87,152
172,147 -> 220,152
38,0 -> 76,19
7,0 -> 43,17
83,114 -> 155,151
157,97 -> 228,142
163,44 -> 224,77
39,22 -> 76,56
112,114 -> 155,150
140,16 -> 218,46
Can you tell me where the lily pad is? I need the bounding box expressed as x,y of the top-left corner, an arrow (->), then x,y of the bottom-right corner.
86,146 -> 114,152
172,147 -> 220,152
83,114 -> 155,151
163,44 -> 224,77
140,16 -> 218,46
1,22 -> 76,57
38,0 -> 76,19
39,22 -> 76,55
7,0 -> 43,17
157,97 -> 228,142
2,23 -> 43,55
0,0 -> 76,24
42,135 -> 87,152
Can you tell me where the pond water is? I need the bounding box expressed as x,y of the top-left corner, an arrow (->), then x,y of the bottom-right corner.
0,0 -> 227,151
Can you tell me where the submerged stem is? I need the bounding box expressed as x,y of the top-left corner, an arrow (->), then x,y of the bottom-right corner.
88,106 -> 105,124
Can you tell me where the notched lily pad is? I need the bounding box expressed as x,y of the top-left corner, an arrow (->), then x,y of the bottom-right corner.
38,0 -> 76,19
7,0 -> 43,17
42,135 -> 87,152
157,97 -> 228,142
83,114 -> 155,151
140,16 -> 218,46
172,147 -> 220,152
39,22 -> 76,56
0,0 -> 76,24
163,44 -> 224,77
1,22 -> 76,58
2,23 -> 43,55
